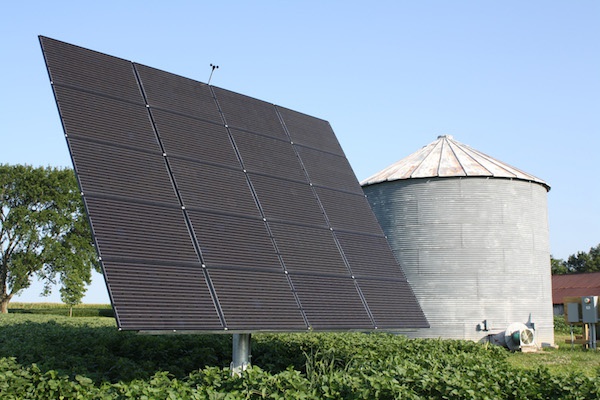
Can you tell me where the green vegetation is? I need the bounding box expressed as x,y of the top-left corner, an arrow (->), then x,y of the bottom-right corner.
503,318 -> 599,377
507,336 -> 600,378
553,314 -> 582,335
8,302 -> 113,318
552,243 -> 600,274
0,164 -> 98,313
503,317 -> 599,377
2,313 -> 600,398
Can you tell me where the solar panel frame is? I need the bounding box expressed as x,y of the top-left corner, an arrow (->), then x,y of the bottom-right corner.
41,38 -> 142,103
83,197 -> 198,263
102,261 -> 223,331
314,187 -> 386,234
276,106 -> 346,156
295,145 -> 365,194
40,35 -> 428,333
167,158 -> 261,217
229,129 -> 308,182
268,223 -> 349,276
211,87 -> 288,140
248,175 -> 327,226
67,138 -> 178,205
289,274 -> 374,330
52,85 -> 159,150
335,231 -> 408,279
356,279 -> 431,329
186,210 -> 281,271
150,110 -> 240,167
135,63 -> 223,124
207,268 -> 307,331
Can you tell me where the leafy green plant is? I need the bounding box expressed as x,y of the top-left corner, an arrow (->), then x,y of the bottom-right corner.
0,165 -> 99,313
0,314 -> 230,383
2,314 -> 600,399
553,315 -> 582,335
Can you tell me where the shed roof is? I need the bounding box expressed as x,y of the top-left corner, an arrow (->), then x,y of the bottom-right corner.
552,272 -> 600,305
361,135 -> 550,191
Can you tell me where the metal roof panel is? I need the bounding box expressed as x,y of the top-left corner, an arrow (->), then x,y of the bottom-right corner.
362,135 -> 550,190
552,272 -> 600,304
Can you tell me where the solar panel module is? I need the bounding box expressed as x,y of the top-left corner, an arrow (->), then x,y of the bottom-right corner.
39,36 -> 428,333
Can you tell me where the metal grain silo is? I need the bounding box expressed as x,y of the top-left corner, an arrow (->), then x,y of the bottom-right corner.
362,135 -> 554,346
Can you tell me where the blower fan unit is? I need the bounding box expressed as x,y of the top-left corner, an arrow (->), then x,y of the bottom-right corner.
504,322 -> 536,351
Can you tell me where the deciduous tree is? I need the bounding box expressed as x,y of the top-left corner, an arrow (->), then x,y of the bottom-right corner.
551,256 -> 568,275
566,244 -> 600,274
0,164 -> 98,312
552,244 -> 600,275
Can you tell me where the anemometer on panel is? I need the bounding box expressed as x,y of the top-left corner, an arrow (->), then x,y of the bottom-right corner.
208,63 -> 219,85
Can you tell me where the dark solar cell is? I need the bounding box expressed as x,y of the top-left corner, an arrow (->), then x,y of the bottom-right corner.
68,138 -> 178,205
208,268 -> 306,330
356,279 -> 430,329
104,261 -> 223,330
168,158 -> 260,217
40,36 -> 142,103
54,86 -> 158,150
249,174 -> 326,226
85,197 -> 198,264
231,129 -> 306,182
212,87 -> 288,140
151,110 -> 239,167
135,63 -> 223,123
277,106 -> 345,156
335,232 -> 407,280
296,146 -> 364,194
187,211 -> 281,271
314,188 -> 384,234
290,274 -> 374,330
40,36 -> 428,332
269,223 -> 348,276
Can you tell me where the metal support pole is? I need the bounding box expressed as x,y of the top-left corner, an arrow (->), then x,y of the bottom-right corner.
570,324 -> 574,349
231,333 -> 251,376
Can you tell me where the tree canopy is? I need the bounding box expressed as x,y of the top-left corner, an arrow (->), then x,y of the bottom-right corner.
0,164 -> 98,312
552,243 -> 600,275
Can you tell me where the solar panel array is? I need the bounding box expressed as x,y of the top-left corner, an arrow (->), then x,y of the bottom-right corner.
40,36 -> 428,332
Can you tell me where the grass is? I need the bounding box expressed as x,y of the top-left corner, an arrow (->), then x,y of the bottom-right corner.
507,316 -> 599,377
8,302 -> 114,318
506,333 -> 600,377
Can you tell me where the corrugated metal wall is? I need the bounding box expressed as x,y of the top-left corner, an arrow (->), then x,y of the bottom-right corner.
363,177 -> 555,345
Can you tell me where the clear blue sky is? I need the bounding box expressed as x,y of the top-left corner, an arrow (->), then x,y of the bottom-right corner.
2,1 -> 598,303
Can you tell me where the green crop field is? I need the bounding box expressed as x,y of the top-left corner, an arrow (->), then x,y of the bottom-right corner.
1,309 -> 600,399
8,302 -> 114,318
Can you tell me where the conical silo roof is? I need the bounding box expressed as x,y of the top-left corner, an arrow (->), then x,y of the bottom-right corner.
361,135 -> 550,191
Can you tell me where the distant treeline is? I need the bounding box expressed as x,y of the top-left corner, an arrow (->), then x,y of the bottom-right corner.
552,243 -> 600,275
